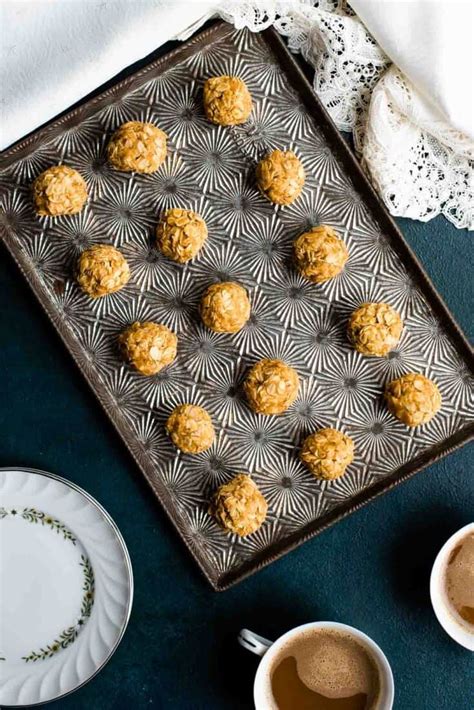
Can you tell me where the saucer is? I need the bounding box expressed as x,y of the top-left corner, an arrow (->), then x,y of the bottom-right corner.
0,467 -> 133,706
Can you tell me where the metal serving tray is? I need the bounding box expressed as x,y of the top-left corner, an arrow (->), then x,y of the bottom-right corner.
1,22 -> 472,590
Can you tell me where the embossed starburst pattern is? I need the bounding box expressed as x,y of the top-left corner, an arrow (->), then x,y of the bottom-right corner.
98,91 -> 144,130
48,210 -> 104,262
212,173 -> 273,238
201,359 -> 249,427
73,137 -> 114,197
93,177 -> 155,244
233,97 -> 291,159
121,232 -> 179,292
182,434 -> 245,489
317,351 -> 380,419
236,214 -> 292,283
262,269 -> 327,329
255,452 -> 318,516
346,399 -> 410,460
192,240 -> 256,292
375,340 -> 427,384
431,357 -> 474,419
179,322 -> 239,382
324,459 -> 373,502
142,151 -> 200,213
158,84 -> 208,146
291,305 -> 350,373
183,127 -> 243,193
1,25 -> 471,587
231,409 -> 293,471
285,377 -> 334,437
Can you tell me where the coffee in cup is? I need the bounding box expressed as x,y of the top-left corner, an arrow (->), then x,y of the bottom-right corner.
444,530 -> 474,630
430,522 -> 474,650
269,627 -> 380,710
238,622 -> 394,710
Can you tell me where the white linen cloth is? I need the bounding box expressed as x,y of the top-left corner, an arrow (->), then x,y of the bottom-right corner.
1,0 -> 473,229
0,1 -> 216,149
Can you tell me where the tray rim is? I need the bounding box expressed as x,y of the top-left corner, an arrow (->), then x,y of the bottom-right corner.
1,20 -> 473,591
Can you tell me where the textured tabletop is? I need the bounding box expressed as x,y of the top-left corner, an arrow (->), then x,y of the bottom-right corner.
0,35 -> 473,710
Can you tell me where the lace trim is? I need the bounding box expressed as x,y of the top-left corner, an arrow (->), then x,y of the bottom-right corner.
217,1 -> 474,229
362,68 -> 474,228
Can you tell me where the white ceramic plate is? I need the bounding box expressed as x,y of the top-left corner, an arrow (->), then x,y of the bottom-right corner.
0,467 -> 133,706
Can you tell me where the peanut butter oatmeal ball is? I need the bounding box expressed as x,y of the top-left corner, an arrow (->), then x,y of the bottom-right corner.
300,428 -> 355,480
166,404 -> 215,454
156,208 -> 208,263
119,321 -> 177,376
32,165 -> 88,217
348,302 -> 403,357
107,121 -> 167,173
76,244 -> 130,298
209,474 -> 268,537
203,75 -> 253,126
244,358 -> 299,415
385,373 -> 442,427
293,225 -> 348,283
256,150 -> 305,205
200,281 -> 250,333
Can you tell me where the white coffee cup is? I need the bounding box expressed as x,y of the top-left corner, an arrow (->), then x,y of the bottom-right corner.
430,522 -> 474,651
238,621 -> 394,709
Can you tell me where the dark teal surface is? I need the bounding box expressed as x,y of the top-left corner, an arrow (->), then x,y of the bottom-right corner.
1,40 -> 473,710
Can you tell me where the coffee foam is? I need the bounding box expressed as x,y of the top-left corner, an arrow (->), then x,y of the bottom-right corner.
293,630 -> 378,699
445,532 -> 474,631
264,628 -> 380,709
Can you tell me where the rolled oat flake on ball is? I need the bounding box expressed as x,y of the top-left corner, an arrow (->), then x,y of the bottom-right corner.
107,121 -> 167,173
203,75 -> 253,126
76,244 -> 130,298
244,358 -> 299,415
209,474 -> 268,537
348,302 -> 403,357
156,208 -> 208,263
119,321 -> 177,376
32,165 -> 88,217
293,225 -> 348,283
166,404 -> 215,454
300,427 -> 355,480
256,149 -> 305,205
385,373 -> 442,427
200,281 -> 251,333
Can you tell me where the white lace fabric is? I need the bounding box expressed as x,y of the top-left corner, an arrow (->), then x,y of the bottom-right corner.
218,0 -> 474,230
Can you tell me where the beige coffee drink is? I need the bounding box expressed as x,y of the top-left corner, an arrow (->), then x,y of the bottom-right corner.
445,531 -> 474,629
269,628 -> 381,710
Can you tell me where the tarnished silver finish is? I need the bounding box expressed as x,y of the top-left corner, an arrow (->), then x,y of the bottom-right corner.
1,23 -> 473,589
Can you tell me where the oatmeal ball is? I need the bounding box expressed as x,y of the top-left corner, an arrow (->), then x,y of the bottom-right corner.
32,165 -> 88,217
348,302 -> 403,357
156,208 -> 208,263
76,244 -> 130,298
300,428 -> 355,480
200,281 -> 250,333
107,121 -> 167,173
119,321 -> 177,376
166,404 -> 215,454
209,474 -> 268,537
385,373 -> 442,427
256,150 -> 305,205
293,225 -> 348,283
244,358 -> 299,415
203,75 -> 253,126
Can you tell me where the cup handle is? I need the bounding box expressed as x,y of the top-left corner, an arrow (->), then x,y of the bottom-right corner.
238,628 -> 273,657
